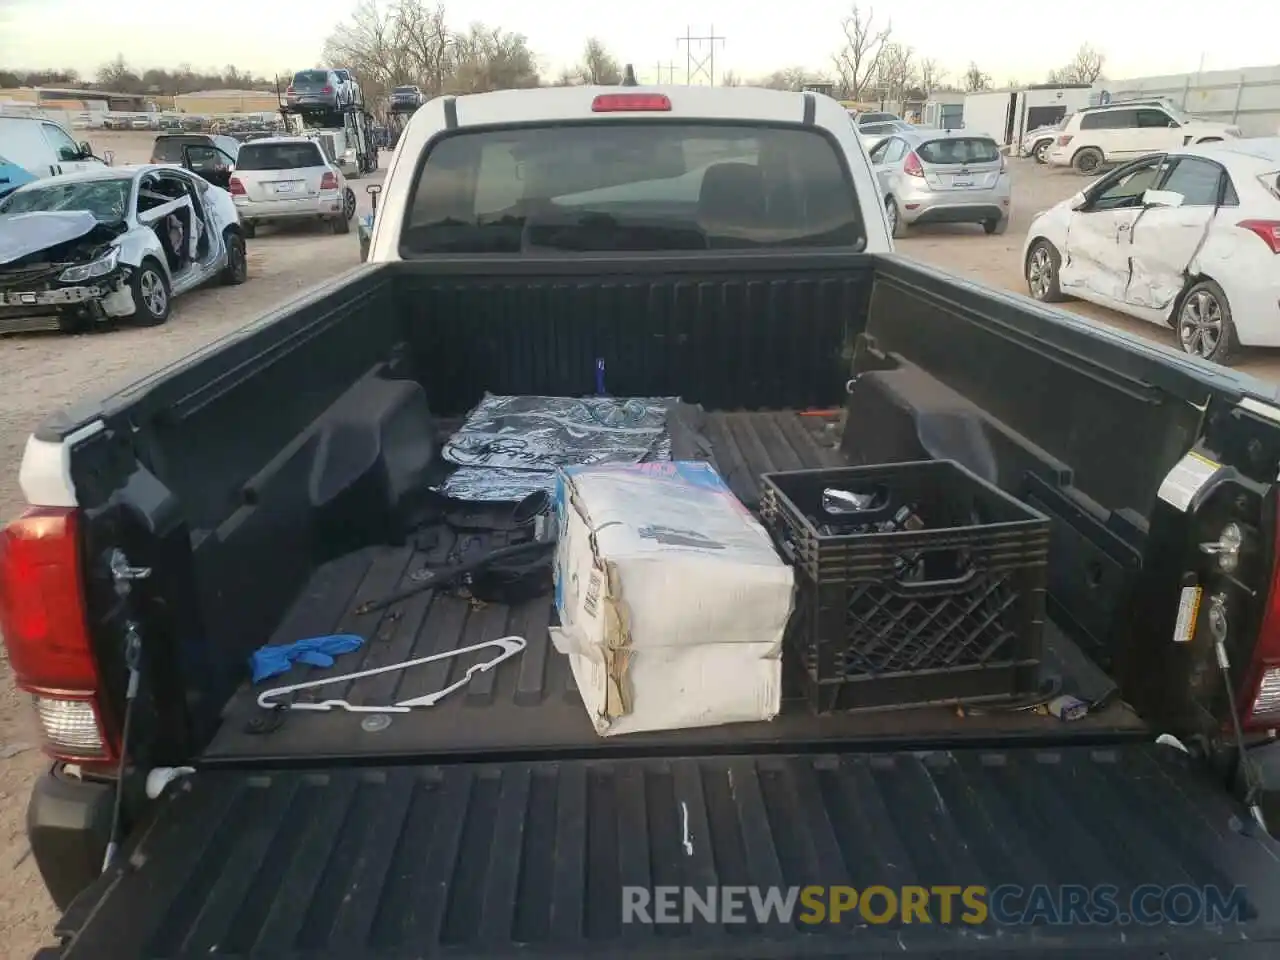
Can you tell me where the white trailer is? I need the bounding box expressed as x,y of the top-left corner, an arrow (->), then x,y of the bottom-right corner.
962,85 -> 1095,146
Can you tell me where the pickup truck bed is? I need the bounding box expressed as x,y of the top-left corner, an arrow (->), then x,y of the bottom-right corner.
206,409 -> 1139,765
33,253 -> 1280,958
53,745 -> 1280,958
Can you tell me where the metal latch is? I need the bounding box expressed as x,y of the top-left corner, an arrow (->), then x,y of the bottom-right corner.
110,549 -> 151,581
1198,522 -> 1244,574
109,549 -> 151,597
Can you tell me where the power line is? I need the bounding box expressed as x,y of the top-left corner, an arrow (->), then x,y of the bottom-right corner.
676,25 -> 727,86
653,60 -> 680,85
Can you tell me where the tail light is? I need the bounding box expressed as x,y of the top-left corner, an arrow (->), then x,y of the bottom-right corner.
320,171 -> 338,190
591,93 -> 671,113
1058,134 -> 1073,146
903,151 -> 924,178
322,85 -> 333,95
0,508 -> 115,761
228,176 -> 245,196
1237,220 -> 1280,254
1243,509 -> 1280,727
286,85 -> 295,97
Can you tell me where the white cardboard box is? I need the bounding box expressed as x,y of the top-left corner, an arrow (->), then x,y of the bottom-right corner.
550,461 -> 794,736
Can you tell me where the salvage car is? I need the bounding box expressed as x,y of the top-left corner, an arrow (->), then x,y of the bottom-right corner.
1047,100 -> 1241,174
228,136 -> 357,236
390,84 -> 425,113
870,128 -> 1012,236
286,68 -> 357,110
150,134 -> 241,189
1024,139 -> 1280,364
0,165 -> 247,333
1018,118 -> 1068,163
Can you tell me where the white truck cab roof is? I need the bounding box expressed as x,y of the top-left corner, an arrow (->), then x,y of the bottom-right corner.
368,85 -> 891,261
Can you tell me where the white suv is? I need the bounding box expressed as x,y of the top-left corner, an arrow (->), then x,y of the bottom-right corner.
1048,101 -> 1240,175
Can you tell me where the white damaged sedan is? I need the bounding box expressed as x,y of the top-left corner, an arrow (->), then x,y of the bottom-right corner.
0,165 -> 248,334
1022,140 -> 1280,365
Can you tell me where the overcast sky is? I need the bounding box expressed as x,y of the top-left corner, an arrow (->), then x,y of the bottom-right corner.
1,0 -> 1275,86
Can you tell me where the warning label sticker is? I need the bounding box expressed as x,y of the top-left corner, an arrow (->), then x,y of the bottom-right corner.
1172,585 -> 1202,644
1157,451 -> 1221,513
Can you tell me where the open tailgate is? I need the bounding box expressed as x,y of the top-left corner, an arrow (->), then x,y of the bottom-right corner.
50,744 -> 1280,959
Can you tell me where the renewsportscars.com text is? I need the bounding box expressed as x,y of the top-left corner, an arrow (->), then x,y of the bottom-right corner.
622,885 -> 1250,927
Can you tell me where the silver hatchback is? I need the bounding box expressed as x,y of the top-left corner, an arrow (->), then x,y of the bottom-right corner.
868,130 -> 1012,237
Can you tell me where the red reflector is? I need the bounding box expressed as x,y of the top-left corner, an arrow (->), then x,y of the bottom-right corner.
591,93 -> 672,113
1243,508 -> 1280,728
228,176 -> 245,196
0,508 -> 97,691
1238,219 -> 1280,254
320,171 -> 338,190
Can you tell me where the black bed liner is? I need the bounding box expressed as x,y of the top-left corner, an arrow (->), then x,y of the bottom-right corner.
206,411 -> 1140,765
54,745 -> 1280,958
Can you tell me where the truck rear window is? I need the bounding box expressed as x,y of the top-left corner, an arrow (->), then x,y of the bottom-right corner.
402,123 -> 864,254
916,138 -> 1001,164
237,143 -> 325,170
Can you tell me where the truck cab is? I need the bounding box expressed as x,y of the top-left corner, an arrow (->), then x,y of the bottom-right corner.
0,116 -> 107,191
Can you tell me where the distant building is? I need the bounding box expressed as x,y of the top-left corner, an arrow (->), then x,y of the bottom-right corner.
174,89 -> 279,115
0,86 -> 152,112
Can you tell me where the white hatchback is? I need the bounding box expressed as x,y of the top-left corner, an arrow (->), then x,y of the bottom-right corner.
1023,139 -> 1280,365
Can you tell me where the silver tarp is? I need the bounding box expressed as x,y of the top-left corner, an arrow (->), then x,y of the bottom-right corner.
439,394 -> 678,502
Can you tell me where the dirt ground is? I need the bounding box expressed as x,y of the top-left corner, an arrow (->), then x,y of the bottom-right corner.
0,131 -> 384,954
0,134 -> 1277,953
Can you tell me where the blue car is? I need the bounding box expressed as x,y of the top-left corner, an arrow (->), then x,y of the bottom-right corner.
0,153 -> 36,199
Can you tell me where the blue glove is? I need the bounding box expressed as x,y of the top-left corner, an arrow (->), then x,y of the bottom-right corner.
250,634 -> 364,683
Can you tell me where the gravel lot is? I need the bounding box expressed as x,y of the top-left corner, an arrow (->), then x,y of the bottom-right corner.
0,134 -> 1277,953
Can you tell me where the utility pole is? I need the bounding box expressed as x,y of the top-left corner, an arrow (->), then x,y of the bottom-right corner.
676,25 -> 727,86
653,60 -> 679,84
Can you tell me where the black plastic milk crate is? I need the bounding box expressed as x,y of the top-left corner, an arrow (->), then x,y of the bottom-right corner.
760,460 -> 1050,712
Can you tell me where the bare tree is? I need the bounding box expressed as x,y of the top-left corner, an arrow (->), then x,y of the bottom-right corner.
873,43 -> 918,102
757,66 -> 812,91
97,54 -> 139,91
8,67 -> 80,87
396,0 -> 454,95
579,37 -> 622,85
720,70 -> 742,87
451,24 -> 540,93
322,1 -> 540,98
919,57 -> 943,96
964,62 -> 992,92
831,4 -> 891,100
1049,43 -> 1106,84
323,0 -> 407,101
